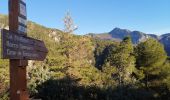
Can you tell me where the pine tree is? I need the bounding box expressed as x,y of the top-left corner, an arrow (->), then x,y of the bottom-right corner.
135,38 -> 167,88
105,37 -> 136,86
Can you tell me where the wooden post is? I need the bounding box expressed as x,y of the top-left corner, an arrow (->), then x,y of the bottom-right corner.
0,0 -> 48,99
8,0 -> 29,100
10,60 -> 28,100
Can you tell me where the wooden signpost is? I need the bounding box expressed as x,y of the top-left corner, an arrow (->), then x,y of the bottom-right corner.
1,0 -> 48,100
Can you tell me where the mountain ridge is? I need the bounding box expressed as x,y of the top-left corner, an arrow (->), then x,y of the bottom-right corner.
88,27 -> 170,56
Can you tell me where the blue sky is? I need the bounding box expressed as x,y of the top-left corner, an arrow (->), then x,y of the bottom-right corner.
0,0 -> 170,35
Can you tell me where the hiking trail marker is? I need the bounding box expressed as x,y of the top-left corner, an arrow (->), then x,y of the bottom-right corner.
1,29 -> 48,60
1,0 -> 48,100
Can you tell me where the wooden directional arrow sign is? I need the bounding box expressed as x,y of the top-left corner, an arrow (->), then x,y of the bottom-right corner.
1,29 -> 48,61
5,0 -> 48,99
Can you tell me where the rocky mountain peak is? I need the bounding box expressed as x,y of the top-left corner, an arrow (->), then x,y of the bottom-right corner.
89,27 -> 170,56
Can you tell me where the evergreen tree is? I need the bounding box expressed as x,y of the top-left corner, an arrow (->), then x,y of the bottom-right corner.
105,37 -> 136,86
27,61 -> 52,97
135,38 -> 167,88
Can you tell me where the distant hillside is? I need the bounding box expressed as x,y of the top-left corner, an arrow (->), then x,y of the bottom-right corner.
88,27 -> 170,56
0,14 -> 111,90
0,14 -> 110,99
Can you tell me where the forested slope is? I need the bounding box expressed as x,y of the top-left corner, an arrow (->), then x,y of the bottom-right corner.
1,14 -> 170,100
